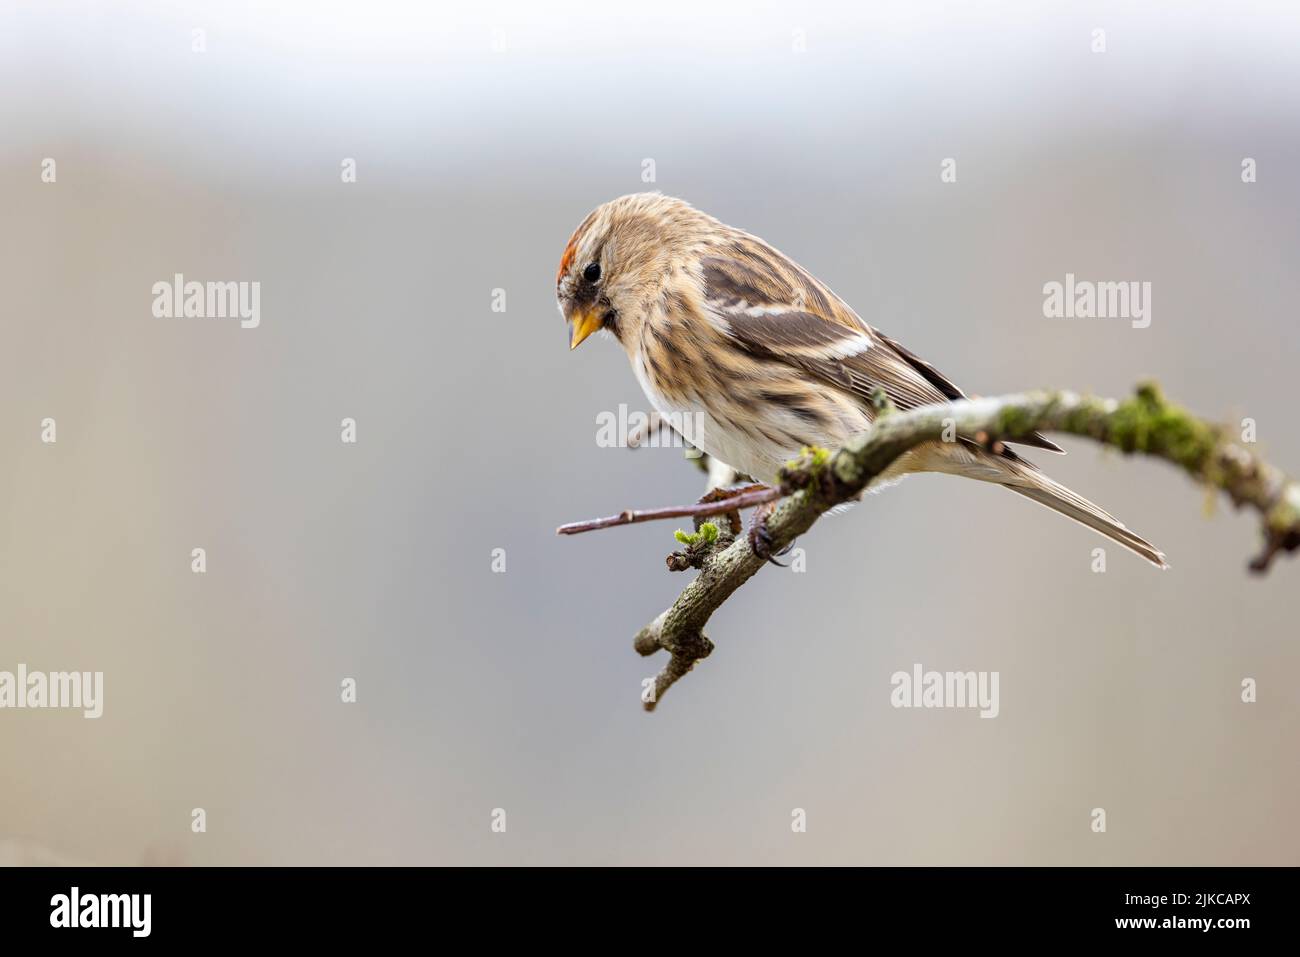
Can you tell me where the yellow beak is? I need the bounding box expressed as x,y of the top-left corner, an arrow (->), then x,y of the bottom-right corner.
568,306 -> 603,350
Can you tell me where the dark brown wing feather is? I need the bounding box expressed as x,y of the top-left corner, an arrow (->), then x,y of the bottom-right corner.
700,248 -> 1063,454
877,332 -> 1064,454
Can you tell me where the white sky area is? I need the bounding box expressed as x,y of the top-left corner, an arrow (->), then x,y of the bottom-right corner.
4,1 -> 1298,181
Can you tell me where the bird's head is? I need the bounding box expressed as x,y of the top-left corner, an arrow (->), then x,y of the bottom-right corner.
556,193 -> 708,350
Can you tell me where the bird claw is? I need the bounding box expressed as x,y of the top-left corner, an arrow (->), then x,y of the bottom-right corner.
747,502 -> 790,566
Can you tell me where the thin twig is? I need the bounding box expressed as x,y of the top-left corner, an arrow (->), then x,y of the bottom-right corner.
556,487 -> 780,535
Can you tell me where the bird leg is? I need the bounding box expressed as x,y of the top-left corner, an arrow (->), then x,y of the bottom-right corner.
747,499 -> 792,565
693,482 -> 769,536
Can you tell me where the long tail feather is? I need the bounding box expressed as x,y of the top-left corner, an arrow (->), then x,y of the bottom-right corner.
1006,475 -> 1168,569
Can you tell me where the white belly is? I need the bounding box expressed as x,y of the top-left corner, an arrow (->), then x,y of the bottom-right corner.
630,351 -> 791,485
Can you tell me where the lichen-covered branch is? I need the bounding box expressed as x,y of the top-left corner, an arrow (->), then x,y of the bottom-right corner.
629,383 -> 1300,711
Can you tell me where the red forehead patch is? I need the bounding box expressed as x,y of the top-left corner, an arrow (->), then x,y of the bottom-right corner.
556,234 -> 578,286
557,209 -> 600,286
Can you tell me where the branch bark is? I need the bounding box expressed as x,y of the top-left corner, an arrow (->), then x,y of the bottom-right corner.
625,383 -> 1300,711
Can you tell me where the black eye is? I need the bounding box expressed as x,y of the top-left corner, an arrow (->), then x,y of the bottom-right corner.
583,262 -> 601,283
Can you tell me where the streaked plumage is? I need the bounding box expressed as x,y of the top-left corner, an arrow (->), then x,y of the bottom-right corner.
556,193 -> 1167,568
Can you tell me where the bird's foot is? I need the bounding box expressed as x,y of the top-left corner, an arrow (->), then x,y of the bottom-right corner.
695,483 -> 769,536
747,500 -> 791,566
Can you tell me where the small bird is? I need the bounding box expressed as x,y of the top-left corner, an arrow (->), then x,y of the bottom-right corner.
556,193 -> 1167,568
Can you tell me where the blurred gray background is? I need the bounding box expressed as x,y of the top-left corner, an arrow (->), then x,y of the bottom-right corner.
1,0 -> 1297,865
